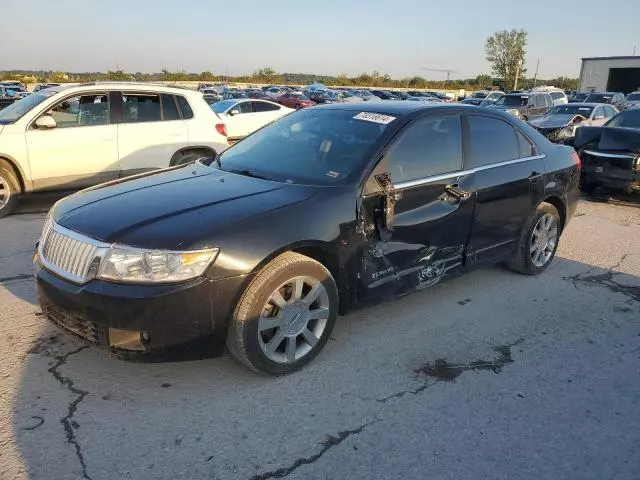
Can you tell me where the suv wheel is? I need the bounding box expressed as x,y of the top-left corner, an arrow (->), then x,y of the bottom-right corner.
226,252 -> 338,375
505,202 -> 561,275
0,162 -> 20,218
170,149 -> 214,166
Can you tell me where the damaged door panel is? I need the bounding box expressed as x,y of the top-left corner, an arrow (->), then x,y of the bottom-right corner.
357,113 -> 476,302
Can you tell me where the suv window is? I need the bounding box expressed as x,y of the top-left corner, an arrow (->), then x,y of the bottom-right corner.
253,101 -> 280,112
386,114 -> 462,182
48,93 -> 109,128
550,92 -> 563,100
161,94 -> 180,121
466,116 -> 520,168
123,94 -> 161,123
533,95 -> 544,107
176,96 -> 194,119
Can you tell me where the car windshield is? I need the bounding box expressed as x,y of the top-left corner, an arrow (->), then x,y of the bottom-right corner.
585,94 -> 612,103
0,91 -> 56,124
215,109 -> 391,185
471,92 -> 488,99
495,95 -> 528,106
605,109 -> 640,129
627,93 -> 640,101
211,100 -> 238,113
548,105 -> 594,117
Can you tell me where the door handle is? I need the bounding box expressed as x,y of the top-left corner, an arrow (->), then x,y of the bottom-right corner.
444,184 -> 470,202
529,172 -> 543,182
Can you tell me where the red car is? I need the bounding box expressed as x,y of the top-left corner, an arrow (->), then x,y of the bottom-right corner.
276,93 -> 316,109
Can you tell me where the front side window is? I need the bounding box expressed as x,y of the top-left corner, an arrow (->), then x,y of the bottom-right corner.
466,116 -> 519,168
604,106 -> 617,118
385,114 -> 463,182
593,106 -> 604,119
216,109 -> 391,185
122,94 -> 161,123
48,93 -> 109,128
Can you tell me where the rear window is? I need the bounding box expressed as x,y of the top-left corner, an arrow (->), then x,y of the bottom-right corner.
605,109 -> 640,129
176,96 -> 193,119
496,95 -> 529,107
550,92 -> 564,100
627,93 -> 640,101
585,94 -> 612,104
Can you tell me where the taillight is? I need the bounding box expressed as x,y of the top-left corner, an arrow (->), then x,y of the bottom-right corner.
215,123 -> 227,137
571,150 -> 581,171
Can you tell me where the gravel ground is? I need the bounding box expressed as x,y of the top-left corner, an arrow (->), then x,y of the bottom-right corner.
0,196 -> 639,480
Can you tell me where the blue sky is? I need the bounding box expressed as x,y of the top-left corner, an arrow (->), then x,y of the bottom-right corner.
2,0 -> 639,79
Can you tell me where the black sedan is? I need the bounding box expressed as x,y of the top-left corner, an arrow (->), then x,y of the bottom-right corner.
574,108 -> 640,195
370,90 -> 400,100
35,103 -> 580,374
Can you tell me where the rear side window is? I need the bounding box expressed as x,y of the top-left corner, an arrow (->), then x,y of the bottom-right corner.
516,130 -> 535,158
386,114 -> 463,182
161,94 -> 180,121
122,94 -> 161,123
550,92 -> 563,100
254,101 -> 280,112
466,116 -> 520,168
176,96 -> 194,119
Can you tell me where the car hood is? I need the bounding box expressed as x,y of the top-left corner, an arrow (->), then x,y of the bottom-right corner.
53,163 -> 318,249
528,114 -> 579,128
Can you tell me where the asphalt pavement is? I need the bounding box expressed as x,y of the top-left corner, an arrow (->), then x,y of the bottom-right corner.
0,196 -> 639,480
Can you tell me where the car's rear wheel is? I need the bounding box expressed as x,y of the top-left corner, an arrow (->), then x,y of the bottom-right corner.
226,252 -> 338,375
505,202 -> 560,275
0,162 -> 20,218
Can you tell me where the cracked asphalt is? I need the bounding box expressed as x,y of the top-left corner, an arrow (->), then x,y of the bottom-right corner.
1,196 -> 639,480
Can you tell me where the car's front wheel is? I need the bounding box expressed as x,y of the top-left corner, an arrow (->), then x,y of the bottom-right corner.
226,252 -> 338,374
505,202 -> 561,275
0,161 -> 20,218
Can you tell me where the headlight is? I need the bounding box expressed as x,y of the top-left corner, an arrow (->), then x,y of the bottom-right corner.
97,246 -> 219,283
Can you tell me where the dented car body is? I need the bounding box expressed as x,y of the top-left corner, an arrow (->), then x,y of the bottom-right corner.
35,102 -> 580,372
575,108 -> 640,194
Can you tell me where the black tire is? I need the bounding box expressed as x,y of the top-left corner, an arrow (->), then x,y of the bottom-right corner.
0,161 -> 20,218
521,115 -> 528,121
505,202 -> 561,275
170,149 -> 214,167
295,104 -> 301,110
226,252 -> 338,375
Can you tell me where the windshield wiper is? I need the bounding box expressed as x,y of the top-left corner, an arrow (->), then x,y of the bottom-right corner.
228,169 -> 271,180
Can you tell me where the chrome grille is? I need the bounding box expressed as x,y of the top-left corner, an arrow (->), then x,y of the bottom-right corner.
40,220 -> 103,283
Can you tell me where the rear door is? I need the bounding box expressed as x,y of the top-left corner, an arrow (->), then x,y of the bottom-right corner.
115,92 -> 189,175
464,114 -> 546,264
224,101 -> 254,140
358,113 -> 476,301
252,101 -> 285,130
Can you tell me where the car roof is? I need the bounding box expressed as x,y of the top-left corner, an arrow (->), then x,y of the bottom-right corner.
554,102 -> 601,108
44,82 -> 202,96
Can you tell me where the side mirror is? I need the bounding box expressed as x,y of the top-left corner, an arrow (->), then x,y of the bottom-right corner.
229,109 -> 240,116
35,115 -> 57,129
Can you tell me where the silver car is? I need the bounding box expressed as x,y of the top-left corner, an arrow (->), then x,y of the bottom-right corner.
528,103 -> 618,142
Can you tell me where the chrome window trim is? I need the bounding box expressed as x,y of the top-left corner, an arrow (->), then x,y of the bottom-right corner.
38,220 -> 110,284
394,154 -> 546,190
583,150 -> 636,159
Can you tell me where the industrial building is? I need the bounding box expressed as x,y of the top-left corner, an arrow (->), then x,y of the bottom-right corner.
578,56 -> 640,94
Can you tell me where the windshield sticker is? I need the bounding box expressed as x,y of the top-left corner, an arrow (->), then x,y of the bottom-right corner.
353,112 -> 396,124
326,171 -> 340,178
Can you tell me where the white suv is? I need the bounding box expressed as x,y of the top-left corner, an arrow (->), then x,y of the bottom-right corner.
0,82 -> 229,216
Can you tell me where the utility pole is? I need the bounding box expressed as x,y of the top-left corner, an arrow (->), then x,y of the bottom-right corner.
532,59 -> 540,87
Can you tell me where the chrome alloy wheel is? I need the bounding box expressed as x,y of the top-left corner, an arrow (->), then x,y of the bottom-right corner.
0,174 -> 10,209
530,213 -> 558,267
258,276 -> 330,364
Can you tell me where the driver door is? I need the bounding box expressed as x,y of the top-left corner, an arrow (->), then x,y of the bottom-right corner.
358,113 -> 476,302
25,92 -> 119,190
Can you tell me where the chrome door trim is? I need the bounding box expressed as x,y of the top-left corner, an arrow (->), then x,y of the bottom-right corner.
583,150 -> 636,159
394,154 -> 546,191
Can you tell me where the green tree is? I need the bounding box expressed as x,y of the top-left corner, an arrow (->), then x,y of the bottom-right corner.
49,71 -> 68,83
107,70 -> 130,81
475,74 -> 492,88
485,29 -> 527,91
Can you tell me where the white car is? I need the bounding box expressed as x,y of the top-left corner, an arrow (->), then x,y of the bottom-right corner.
0,82 -> 229,216
626,92 -> 640,109
265,87 -> 285,99
211,98 -> 293,141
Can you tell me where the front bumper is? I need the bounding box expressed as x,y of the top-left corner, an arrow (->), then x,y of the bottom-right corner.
35,255 -> 248,357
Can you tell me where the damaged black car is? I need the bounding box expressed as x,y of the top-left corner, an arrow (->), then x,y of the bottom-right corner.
35,103 -> 580,374
575,108 -> 640,195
